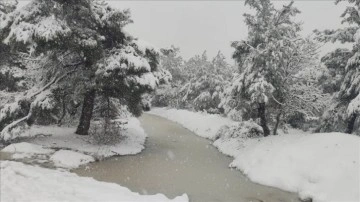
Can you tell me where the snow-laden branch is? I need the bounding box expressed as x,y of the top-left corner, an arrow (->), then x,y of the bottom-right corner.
0,69 -> 79,142
26,69 -> 78,99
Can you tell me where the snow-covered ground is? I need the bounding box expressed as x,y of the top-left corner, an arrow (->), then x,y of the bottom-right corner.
1,117 -> 147,169
1,160 -> 188,202
149,107 -> 360,202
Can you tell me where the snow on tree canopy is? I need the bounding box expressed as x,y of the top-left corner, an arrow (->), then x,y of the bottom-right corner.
95,44 -> 160,91
1,0 -> 132,54
0,0 -> 17,28
0,0 -> 17,13
2,1 -> 68,45
0,100 -> 21,124
32,90 -> 56,110
153,68 -> 172,85
126,72 -> 158,90
131,39 -> 160,55
4,15 -> 71,44
96,46 -> 152,75
248,76 -> 274,103
347,93 -> 360,115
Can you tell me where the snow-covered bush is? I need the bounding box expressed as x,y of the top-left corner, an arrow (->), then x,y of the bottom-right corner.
152,85 -> 175,107
226,109 -> 243,122
89,118 -> 125,145
89,96 -> 133,145
215,120 -> 263,140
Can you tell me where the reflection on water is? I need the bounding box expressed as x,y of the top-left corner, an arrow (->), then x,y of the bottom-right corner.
73,114 -> 301,202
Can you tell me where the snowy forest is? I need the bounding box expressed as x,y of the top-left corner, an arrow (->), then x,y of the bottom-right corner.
0,0 -> 359,202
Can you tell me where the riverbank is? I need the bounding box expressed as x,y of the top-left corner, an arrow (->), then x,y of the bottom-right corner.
1,117 -> 147,169
0,115 -> 189,202
148,107 -> 360,202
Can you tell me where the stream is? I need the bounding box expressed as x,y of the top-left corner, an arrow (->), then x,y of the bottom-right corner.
73,114 -> 301,202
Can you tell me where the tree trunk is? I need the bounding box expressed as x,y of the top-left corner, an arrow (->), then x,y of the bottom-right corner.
57,95 -> 67,126
258,102 -> 270,136
345,113 -> 357,134
75,89 -> 96,135
273,111 -> 282,136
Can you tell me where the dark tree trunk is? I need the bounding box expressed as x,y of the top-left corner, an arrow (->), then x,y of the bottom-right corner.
345,113 -> 357,134
57,95 -> 67,126
258,102 -> 270,136
75,89 -> 96,135
273,111 -> 282,136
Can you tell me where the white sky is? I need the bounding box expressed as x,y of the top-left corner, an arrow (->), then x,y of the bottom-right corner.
108,1 -> 349,63
18,0 -> 350,63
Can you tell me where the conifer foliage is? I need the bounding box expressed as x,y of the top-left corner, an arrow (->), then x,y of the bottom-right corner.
315,0 -> 360,134
0,0 -> 162,141
224,0 -> 323,136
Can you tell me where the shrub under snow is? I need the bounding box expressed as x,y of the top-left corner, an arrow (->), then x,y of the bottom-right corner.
89,119 -> 126,145
215,120 -> 263,140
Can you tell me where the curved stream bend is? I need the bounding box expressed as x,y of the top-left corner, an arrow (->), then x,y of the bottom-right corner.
74,113 -> 300,202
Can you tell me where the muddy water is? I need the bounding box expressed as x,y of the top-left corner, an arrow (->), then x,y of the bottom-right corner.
73,113 -> 300,202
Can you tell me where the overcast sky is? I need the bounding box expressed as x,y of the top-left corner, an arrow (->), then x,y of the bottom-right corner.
108,1 -> 349,63
18,0 -> 350,63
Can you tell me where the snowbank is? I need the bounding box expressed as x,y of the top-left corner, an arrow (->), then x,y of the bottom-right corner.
148,108 -> 234,139
50,150 -> 95,169
2,142 -> 95,169
230,132 -> 360,202
0,160 -> 188,202
2,142 -> 54,154
1,117 -> 147,168
149,108 -> 360,202
2,142 -> 54,159
16,117 -> 145,157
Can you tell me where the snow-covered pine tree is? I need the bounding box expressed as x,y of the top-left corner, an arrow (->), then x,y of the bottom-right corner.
191,51 -> 233,113
314,0 -> 360,134
228,0 -> 324,135
315,49 -> 352,132
320,48 -> 352,94
159,46 -> 183,83
0,0 -> 23,92
0,0 -> 161,141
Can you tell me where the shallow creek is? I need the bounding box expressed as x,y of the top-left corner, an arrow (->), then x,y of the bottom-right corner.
72,114 -> 301,202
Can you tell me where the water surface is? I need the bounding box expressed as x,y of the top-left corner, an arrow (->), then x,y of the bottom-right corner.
74,113 -> 301,202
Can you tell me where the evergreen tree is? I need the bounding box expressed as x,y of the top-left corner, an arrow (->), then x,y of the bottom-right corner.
174,51 -> 233,113
0,0 -> 23,92
229,0 -> 322,135
320,48 -> 352,94
0,0 -> 161,140
315,0 -> 360,134
159,46 -> 183,83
